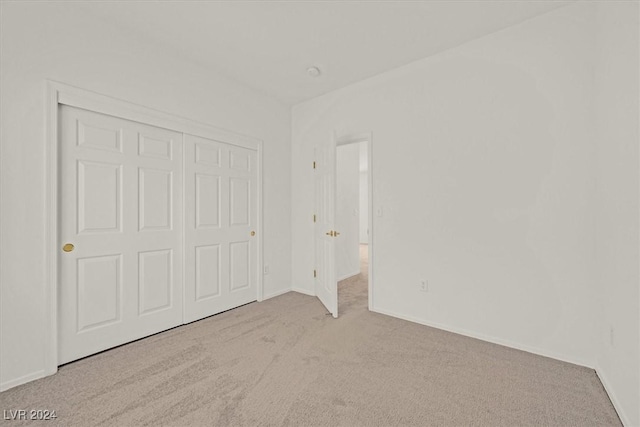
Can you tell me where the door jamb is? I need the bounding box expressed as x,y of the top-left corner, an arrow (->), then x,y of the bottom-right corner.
45,80 -> 264,376
335,132 -> 373,311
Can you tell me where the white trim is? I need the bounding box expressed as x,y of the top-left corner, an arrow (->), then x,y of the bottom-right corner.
367,135 -> 374,312
55,84 -> 259,150
292,287 -> 315,297
0,370 -> 46,393
181,132 -> 186,324
262,288 -> 291,301
337,271 -> 360,282
44,81 -> 59,377
45,81 -> 265,379
370,306 -> 594,369
334,132 -> 374,312
256,140 -> 264,302
595,366 -> 630,426
331,131 -> 338,318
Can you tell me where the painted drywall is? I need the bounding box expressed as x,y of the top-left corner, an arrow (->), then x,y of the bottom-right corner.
336,144 -> 361,280
593,3 -> 640,426
359,172 -> 369,244
0,2 -> 292,390
293,2 -> 600,368
359,142 -> 369,244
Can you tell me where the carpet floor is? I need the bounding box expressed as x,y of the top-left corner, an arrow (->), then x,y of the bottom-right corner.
0,245 -> 621,426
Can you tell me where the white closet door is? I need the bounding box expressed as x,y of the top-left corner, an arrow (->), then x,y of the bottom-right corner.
184,134 -> 258,323
58,105 -> 183,364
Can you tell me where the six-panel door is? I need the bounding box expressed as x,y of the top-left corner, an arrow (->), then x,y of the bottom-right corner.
58,106 -> 258,364
184,134 -> 258,323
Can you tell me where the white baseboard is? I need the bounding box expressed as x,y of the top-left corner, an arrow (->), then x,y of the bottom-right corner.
262,287 -> 291,300
337,270 -> 360,282
292,287 -> 315,297
0,370 -> 46,392
595,366 -> 631,426
374,305 -> 630,424
370,306 -> 594,369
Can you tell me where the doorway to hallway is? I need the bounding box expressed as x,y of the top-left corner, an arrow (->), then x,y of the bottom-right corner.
338,244 -> 369,314
335,138 -> 370,315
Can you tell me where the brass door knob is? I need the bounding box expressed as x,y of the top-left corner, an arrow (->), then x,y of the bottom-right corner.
334,231 -> 340,236
326,230 -> 334,237
250,231 -> 256,236
62,243 -> 75,252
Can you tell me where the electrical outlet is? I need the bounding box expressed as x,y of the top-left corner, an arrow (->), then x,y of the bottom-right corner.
264,264 -> 270,275
420,280 -> 428,292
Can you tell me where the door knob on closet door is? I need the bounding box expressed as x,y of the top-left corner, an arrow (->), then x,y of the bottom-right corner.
334,231 -> 340,236
62,243 -> 75,252
326,230 -> 334,237
250,231 -> 256,236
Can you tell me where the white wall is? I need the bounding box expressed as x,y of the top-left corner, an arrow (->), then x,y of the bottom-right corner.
336,144 -> 361,280
359,142 -> 369,244
593,3 -> 639,426
359,172 -> 369,244
0,2 -> 292,390
293,2 -> 599,367
293,4 -> 640,422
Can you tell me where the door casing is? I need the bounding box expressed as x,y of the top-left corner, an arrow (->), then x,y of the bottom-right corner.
45,81 -> 263,376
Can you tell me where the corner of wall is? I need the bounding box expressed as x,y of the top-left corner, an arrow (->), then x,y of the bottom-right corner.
595,367 -> 633,427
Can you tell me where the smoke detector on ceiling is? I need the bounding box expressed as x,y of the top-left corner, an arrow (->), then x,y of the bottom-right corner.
307,66 -> 322,77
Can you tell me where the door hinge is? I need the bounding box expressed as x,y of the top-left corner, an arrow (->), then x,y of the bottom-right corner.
313,214 -> 316,223
313,161 -> 316,169
313,269 -> 317,278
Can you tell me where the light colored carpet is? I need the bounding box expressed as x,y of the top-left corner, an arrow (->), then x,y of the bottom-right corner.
0,245 -> 621,426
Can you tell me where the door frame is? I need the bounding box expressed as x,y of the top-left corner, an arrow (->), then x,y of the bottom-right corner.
44,80 -> 264,376
334,132 -> 374,311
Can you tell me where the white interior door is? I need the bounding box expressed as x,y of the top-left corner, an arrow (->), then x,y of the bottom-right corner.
184,134 -> 258,323
58,105 -> 183,364
314,140 -> 338,318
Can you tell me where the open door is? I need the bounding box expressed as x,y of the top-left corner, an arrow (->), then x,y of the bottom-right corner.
314,136 -> 338,318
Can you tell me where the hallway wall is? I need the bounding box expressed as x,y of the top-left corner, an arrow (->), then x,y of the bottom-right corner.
336,143 -> 361,280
